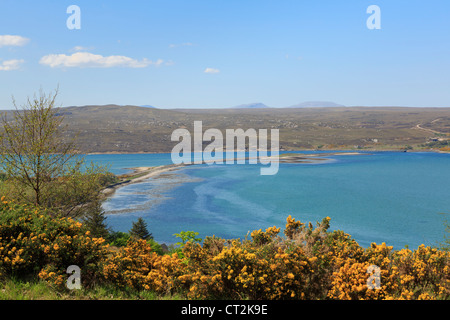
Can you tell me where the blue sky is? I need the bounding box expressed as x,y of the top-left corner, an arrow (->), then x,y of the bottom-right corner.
0,0 -> 449,109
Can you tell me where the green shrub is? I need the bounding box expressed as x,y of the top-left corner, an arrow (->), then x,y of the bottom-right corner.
107,231 -> 131,247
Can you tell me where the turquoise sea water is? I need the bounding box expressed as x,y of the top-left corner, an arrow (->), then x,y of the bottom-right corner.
92,151 -> 450,250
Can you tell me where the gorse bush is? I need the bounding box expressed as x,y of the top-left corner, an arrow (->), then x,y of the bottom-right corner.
0,201 -> 449,300
102,239 -> 183,294
101,215 -> 450,300
0,198 -> 108,288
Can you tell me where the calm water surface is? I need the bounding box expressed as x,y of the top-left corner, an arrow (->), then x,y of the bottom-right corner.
90,151 -> 450,249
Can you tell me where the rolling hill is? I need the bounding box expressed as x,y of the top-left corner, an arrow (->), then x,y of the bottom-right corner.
47,104 -> 450,153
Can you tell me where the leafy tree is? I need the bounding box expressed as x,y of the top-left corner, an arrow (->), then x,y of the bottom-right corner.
173,231 -> 202,247
0,88 -> 110,217
129,217 -> 152,240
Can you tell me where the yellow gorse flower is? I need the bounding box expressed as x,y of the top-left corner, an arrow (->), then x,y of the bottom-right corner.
0,203 -> 449,300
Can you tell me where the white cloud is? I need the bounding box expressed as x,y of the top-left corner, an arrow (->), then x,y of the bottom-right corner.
39,52 -> 162,68
285,53 -> 303,61
0,59 -> 24,71
0,35 -> 29,47
204,67 -> 220,74
169,42 -> 193,48
153,59 -> 164,67
70,46 -> 94,52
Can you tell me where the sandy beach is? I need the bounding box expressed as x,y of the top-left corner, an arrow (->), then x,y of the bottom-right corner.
100,164 -> 188,197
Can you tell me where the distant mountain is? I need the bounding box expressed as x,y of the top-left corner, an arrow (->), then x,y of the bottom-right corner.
140,105 -> 157,108
231,102 -> 271,109
287,101 -> 345,108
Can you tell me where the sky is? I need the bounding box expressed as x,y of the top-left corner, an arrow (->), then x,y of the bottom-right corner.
0,0 -> 449,109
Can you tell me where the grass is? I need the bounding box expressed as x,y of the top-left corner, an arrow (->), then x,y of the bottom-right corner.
0,279 -> 60,300
0,278 -> 184,300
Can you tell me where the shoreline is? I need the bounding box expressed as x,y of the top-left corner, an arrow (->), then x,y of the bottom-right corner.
87,148 -> 448,155
100,164 -> 189,197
